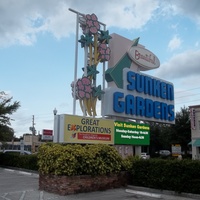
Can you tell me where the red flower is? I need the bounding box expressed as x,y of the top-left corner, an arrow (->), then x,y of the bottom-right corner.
98,43 -> 111,62
85,14 -> 100,35
76,77 -> 92,99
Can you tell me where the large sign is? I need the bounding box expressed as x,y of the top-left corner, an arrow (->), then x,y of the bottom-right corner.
104,69 -> 174,123
114,121 -> 150,145
104,33 -> 175,124
60,114 -> 114,144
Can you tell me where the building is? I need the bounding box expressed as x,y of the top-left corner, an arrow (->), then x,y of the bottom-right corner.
189,105 -> 200,159
0,134 -> 42,153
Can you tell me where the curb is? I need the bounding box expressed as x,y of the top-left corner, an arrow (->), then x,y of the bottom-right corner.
0,166 -> 38,173
127,185 -> 200,200
2,167 -> 39,177
126,189 -> 162,199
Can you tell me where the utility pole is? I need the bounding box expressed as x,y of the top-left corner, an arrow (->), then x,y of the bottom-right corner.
29,115 -> 36,135
32,115 -> 35,135
29,115 -> 36,153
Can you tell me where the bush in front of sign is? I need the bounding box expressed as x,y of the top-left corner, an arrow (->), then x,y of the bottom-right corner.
37,143 -> 124,176
38,143 -> 79,176
81,144 -> 123,175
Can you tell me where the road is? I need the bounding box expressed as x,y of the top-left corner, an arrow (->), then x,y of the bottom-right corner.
0,167 -> 199,200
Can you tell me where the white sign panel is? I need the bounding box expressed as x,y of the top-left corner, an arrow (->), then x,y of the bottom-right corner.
42,129 -> 53,140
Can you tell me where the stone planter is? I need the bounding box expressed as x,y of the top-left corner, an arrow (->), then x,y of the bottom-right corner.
39,172 -> 128,196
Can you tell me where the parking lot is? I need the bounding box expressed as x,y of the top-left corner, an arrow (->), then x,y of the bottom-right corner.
0,167 -> 199,200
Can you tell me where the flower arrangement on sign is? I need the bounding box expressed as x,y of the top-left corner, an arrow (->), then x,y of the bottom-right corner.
71,13 -> 112,116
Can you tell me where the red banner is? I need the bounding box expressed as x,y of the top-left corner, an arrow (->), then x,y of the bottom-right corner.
43,129 -> 53,135
78,133 -> 111,141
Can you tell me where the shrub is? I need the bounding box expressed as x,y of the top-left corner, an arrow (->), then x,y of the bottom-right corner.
0,152 -> 38,171
82,144 -> 123,175
37,143 -> 123,176
128,158 -> 200,194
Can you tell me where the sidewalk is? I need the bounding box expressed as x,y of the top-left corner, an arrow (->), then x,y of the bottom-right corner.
1,167 -> 200,200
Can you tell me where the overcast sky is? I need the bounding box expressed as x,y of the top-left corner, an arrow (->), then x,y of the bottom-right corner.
1,0 -> 200,137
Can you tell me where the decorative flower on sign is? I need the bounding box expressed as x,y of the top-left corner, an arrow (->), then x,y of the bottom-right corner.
82,65 -> 99,80
76,77 -> 92,99
98,43 -> 111,62
85,13 -> 100,35
98,30 -> 112,44
73,12 -> 112,116
78,34 -> 93,48
93,85 -> 105,100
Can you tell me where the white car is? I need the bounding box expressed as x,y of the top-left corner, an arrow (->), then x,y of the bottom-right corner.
140,152 -> 150,159
3,150 -> 32,155
159,150 -> 171,157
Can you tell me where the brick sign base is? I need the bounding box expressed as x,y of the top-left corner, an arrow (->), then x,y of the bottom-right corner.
39,172 -> 128,196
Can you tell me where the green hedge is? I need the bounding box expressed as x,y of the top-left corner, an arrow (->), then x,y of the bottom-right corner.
127,158 -> 200,194
37,143 -> 124,176
0,152 -> 38,171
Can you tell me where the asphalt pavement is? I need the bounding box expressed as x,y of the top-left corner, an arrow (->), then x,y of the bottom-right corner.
0,167 -> 200,200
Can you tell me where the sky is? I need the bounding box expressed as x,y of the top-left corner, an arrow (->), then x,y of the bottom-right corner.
1,0 -> 200,137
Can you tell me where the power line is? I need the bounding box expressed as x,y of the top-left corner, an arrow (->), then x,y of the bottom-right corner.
175,87 -> 200,94
174,87 -> 200,106
175,92 -> 200,99
175,98 -> 200,105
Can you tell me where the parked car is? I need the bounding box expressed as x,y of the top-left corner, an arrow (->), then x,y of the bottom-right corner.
159,150 -> 171,157
140,152 -> 150,159
3,150 -> 32,155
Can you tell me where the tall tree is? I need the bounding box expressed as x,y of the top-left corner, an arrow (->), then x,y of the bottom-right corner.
149,122 -> 172,155
170,106 -> 191,154
0,91 -> 20,141
149,106 -> 191,156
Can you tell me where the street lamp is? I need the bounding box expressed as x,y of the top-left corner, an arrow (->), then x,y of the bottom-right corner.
53,108 -> 57,116
53,108 -> 58,143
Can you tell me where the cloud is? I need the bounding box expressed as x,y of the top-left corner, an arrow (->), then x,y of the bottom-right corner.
0,0 -> 199,47
0,0 -> 75,47
172,0 -> 200,23
0,0 -> 159,47
92,0 -> 159,29
155,49 -> 200,79
168,35 -> 182,51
